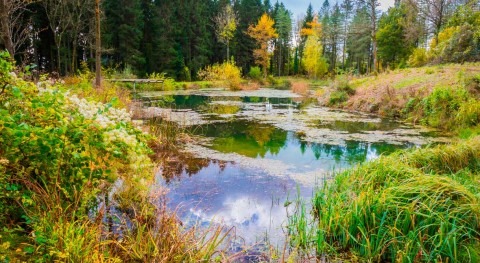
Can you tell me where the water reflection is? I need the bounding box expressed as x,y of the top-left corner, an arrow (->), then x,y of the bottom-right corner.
313,119 -> 401,133
189,120 -> 407,171
147,95 -> 300,111
192,121 -> 287,158
162,162 -> 310,245
146,91 -> 438,248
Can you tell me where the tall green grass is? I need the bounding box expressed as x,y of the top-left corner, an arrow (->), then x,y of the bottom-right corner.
290,137 -> 480,262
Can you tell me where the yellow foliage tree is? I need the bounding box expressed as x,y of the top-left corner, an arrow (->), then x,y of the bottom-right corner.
300,16 -> 322,37
248,13 -> 278,78
214,5 -> 237,60
301,16 -> 328,79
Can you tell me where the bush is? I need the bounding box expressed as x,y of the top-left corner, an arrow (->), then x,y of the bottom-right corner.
0,53 -> 151,259
328,91 -> 348,105
429,25 -> 480,63
421,85 -> 468,128
333,76 -> 355,95
248,66 -> 262,81
1,73 -> 153,222
465,73 -> 480,93
266,75 -> 279,86
408,47 -> 429,67
197,60 -> 242,90
326,76 -> 354,106
456,99 -> 480,127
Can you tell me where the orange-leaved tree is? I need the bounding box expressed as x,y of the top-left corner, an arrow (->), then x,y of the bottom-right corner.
248,13 -> 278,78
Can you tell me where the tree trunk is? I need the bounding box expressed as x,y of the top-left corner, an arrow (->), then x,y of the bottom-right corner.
371,4 -> 378,73
56,41 -> 61,74
0,0 -> 14,56
72,35 -> 78,73
226,40 -> 229,61
278,41 -> 282,76
95,0 -> 102,88
342,14 -> 348,69
372,34 -> 377,73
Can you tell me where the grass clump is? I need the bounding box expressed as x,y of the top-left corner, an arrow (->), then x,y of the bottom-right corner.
327,76 -> 354,106
290,137 -> 480,262
328,91 -> 348,105
404,80 -> 480,130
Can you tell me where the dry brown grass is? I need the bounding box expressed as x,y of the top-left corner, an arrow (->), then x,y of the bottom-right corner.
240,81 -> 261,90
291,81 -> 309,95
340,64 -> 480,117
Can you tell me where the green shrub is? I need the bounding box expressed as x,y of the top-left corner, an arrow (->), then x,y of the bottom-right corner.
421,85 -> 468,128
456,99 -> 480,127
266,75 -> 279,86
248,66 -> 262,80
429,24 -> 480,63
0,52 -> 152,253
425,68 -> 435,74
1,75 -> 153,220
328,91 -> 348,105
408,47 -> 429,67
333,76 -> 355,95
465,73 -> 480,92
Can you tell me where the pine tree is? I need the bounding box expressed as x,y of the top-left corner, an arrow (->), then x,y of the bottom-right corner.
233,0 -> 264,74
323,3 -> 343,71
377,4 -> 415,68
274,3 -> 292,76
358,0 -> 380,72
103,0 -> 144,72
341,0 -> 354,68
347,6 -> 372,74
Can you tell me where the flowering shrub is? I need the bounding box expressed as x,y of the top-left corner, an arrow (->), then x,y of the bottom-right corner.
0,53 -> 152,226
0,53 -> 231,262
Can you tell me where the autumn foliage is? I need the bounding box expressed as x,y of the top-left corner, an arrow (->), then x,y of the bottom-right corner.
248,13 -> 278,78
301,16 -> 328,79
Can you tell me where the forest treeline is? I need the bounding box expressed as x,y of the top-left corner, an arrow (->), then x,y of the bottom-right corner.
0,0 -> 479,80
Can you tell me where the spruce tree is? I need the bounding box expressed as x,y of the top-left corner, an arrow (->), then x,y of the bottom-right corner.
103,0 -> 144,73
233,0 -> 264,74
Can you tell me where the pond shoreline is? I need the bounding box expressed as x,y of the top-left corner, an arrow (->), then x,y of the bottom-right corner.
134,88 -> 454,258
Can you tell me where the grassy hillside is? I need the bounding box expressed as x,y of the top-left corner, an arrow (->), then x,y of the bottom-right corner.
319,63 -> 480,135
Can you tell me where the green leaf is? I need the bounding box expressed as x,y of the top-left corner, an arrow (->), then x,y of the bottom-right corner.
23,245 -> 35,254
12,87 -> 23,98
35,236 -> 48,245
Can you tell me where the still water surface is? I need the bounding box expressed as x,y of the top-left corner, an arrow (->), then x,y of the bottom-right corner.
141,89 -> 447,246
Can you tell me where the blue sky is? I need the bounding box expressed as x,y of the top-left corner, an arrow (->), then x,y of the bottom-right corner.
282,0 -> 396,20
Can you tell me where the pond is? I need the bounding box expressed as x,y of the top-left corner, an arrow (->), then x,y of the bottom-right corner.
140,89 -> 449,249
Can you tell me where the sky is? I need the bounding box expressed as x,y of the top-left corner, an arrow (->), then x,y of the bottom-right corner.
282,0 -> 396,20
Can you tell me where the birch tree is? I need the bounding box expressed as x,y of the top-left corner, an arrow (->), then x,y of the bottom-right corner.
214,4 -> 237,60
